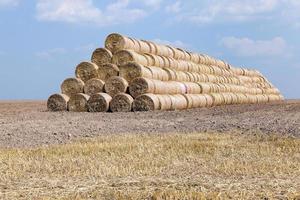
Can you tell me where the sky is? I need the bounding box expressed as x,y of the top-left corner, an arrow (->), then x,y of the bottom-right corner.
0,0 -> 299,100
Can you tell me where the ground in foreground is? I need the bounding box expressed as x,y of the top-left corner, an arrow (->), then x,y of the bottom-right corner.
0,100 -> 299,148
1,132 -> 300,199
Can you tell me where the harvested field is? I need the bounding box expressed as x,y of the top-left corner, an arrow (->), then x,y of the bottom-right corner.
1,131 -> 300,199
0,100 -> 299,148
0,100 -> 300,199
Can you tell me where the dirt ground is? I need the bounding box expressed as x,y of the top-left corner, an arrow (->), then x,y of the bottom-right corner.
0,100 -> 299,148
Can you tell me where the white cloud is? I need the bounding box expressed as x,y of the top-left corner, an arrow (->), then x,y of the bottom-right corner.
35,48 -> 66,59
165,1 -> 181,13
36,0 -> 146,25
174,0 -> 300,26
221,36 -> 288,57
0,0 -> 19,7
178,0 -> 279,24
152,38 -> 190,49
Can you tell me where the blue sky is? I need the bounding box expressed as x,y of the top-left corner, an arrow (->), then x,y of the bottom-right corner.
0,0 -> 299,100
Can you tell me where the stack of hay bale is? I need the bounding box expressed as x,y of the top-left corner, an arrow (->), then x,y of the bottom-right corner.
47,33 -> 284,112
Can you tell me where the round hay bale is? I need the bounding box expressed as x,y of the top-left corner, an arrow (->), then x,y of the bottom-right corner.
171,82 -> 186,94
156,44 -> 171,57
148,66 -> 169,81
75,61 -> 98,82
211,66 -> 223,75
176,71 -> 190,82
132,93 -> 160,112
197,54 -> 206,64
61,78 -> 84,96
196,74 -> 209,82
173,48 -> 185,60
91,48 -> 113,67
183,82 -> 201,94
163,68 -> 177,81
187,62 -> 197,72
47,93 -> 69,112
110,93 -> 134,112
160,56 -> 171,68
210,93 -> 224,106
176,60 -> 189,71
119,62 -> 152,83
105,76 -> 129,97
84,78 -> 105,96
203,94 -> 214,107
190,53 -> 200,63
236,93 -> 248,104
129,78 -> 185,97
137,40 -> 151,53
197,83 -> 211,93
229,93 -> 239,104
105,33 -> 137,53
158,95 -> 174,110
143,54 -> 155,66
129,77 -> 156,98
176,48 -> 189,60
166,46 -> 176,57
207,74 -> 218,83
186,72 -> 195,82
145,53 -> 164,67
142,40 -> 157,54
87,93 -> 112,112
98,63 -> 119,81
112,50 -> 148,66
170,94 -> 188,110
182,94 -> 194,109
268,94 -> 282,102
262,94 -> 270,103
221,93 -> 231,105
167,57 -> 179,70
68,93 -> 90,112
190,94 -> 207,108
217,83 -> 227,93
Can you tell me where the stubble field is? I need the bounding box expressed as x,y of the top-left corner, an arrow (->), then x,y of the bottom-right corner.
0,100 -> 299,199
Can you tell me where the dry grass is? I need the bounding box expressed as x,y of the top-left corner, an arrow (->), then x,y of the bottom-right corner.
1,132 -> 300,200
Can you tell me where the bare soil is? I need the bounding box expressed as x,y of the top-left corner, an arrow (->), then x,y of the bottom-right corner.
0,100 -> 299,148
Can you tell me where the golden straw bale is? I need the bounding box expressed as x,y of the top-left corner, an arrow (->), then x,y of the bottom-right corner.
147,66 -> 169,81
75,61 -> 98,82
110,93 -> 134,112
129,78 -> 156,98
170,94 -> 188,110
61,78 -> 84,96
68,93 -> 90,112
182,82 -> 202,94
105,76 -> 129,97
163,68 -> 177,81
91,48 -> 112,66
210,93 -> 225,106
98,63 -> 119,81
119,62 -> 152,83
137,40 -> 151,53
105,33 -> 138,53
84,78 -> 105,96
156,95 -> 173,111
133,93 -> 161,112
87,93 -> 112,112
112,50 -> 148,66
47,93 -> 70,112
141,40 -> 157,54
